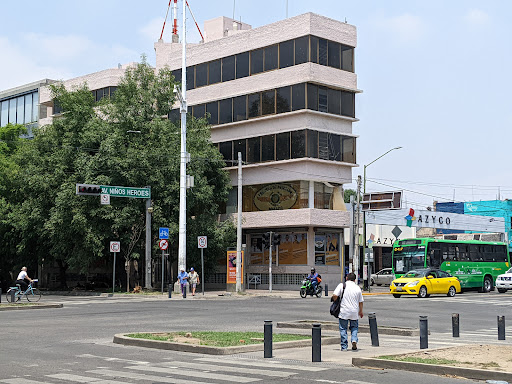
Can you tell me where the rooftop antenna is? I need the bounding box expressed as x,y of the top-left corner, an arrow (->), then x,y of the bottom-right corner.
233,0 -> 235,20
286,0 -> 288,18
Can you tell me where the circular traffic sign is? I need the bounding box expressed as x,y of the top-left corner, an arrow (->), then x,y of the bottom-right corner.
110,241 -> 120,253
159,239 -> 169,250
198,236 -> 207,249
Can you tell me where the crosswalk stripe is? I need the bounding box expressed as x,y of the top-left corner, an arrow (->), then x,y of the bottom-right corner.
194,357 -> 328,371
1,379 -> 54,384
77,354 -> 150,365
89,369 -> 209,384
126,364 -> 259,383
156,360 -> 294,377
46,373 -> 129,384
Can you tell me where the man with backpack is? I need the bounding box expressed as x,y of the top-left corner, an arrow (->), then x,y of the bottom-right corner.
331,273 -> 364,351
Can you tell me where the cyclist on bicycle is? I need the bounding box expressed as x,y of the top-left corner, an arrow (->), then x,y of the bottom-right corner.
16,267 -> 33,292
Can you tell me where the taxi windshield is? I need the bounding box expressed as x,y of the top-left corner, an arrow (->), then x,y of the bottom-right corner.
403,270 -> 427,278
507,267 -> 512,274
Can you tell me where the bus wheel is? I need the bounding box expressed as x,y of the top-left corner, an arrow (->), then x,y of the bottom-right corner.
418,286 -> 428,298
480,276 -> 493,293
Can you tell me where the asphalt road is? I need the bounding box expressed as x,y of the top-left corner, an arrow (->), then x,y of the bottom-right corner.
2,290 -> 510,383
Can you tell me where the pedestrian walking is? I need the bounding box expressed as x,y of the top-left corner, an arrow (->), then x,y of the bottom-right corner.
178,267 -> 188,297
188,268 -> 199,296
331,272 -> 364,351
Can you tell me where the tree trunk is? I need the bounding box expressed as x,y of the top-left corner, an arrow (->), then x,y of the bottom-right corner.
56,260 -> 68,289
126,261 -> 131,293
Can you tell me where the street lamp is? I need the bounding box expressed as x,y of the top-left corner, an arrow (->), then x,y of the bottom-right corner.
362,146 -> 402,291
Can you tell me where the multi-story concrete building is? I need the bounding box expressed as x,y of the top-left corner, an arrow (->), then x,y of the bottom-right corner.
156,13 -> 360,289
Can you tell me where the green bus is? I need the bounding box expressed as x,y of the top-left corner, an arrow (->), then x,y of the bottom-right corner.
392,238 -> 510,292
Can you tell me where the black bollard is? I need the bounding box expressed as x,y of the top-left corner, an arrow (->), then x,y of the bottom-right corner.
312,323 -> 322,362
189,282 -> 192,293
182,284 -> 186,298
498,316 -> 506,340
452,313 -> 459,337
0,288 -> 2,303
324,284 -> 329,297
264,320 -> 273,358
10,289 -> 15,303
168,284 -> 172,299
420,316 -> 428,349
368,312 -> 380,347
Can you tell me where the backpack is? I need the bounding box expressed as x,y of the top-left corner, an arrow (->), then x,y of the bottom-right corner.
317,274 -> 322,283
329,282 -> 345,318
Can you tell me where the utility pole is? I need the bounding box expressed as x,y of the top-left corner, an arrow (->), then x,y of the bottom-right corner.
236,152 -> 242,293
354,176 -> 362,285
145,196 -> 152,289
269,231 -> 273,293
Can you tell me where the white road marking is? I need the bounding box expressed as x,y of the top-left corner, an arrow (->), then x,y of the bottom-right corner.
47,373 -> 129,383
195,357 -> 328,371
77,354 -> 149,365
89,369 -> 210,384
1,379 -> 54,384
157,360 -> 294,377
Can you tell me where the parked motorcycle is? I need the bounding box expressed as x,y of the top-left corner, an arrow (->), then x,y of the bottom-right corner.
300,277 -> 323,298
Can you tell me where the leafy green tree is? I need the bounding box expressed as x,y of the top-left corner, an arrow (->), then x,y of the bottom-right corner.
344,188 -> 358,203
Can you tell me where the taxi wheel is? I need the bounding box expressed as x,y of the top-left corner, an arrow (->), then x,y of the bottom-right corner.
418,286 -> 428,298
392,294 -> 401,298
447,286 -> 456,297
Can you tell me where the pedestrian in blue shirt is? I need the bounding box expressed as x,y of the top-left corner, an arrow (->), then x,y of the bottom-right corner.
178,267 -> 188,297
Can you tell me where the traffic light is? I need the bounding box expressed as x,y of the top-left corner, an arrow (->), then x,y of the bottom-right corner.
262,232 -> 270,249
272,233 -> 281,247
76,183 -> 101,196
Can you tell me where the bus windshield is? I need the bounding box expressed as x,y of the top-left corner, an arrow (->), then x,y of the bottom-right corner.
393,245 -> 426,274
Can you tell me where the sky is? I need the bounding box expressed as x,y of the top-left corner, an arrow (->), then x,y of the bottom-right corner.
1,0 -> 511,209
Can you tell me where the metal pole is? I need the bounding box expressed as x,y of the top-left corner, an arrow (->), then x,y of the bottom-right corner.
269,231 -> 273,293
355,176 -> 362,284
0,288 -> 2,303
145,197 -> 152,289
161,250 -> 165,295
168,284 -> 172,298
10,288 -> 15,303
201,248 -> 204,296
498,315 -> 505,340
348,195 -> 354,280
112,252 -> 116,294
324,284 -> 328,296
264,320 -> 272,358
312,323 -> 321,362
178,0 -> 188,272
452,313 -> 460,337
420,316 -> 428,349
236,152 -> 242,293
369,312 -> 379,346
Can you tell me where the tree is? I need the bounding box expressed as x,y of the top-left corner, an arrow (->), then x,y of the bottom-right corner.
344,188 -> 358,203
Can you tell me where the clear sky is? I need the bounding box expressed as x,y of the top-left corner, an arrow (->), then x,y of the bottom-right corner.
1,0 -> 511,209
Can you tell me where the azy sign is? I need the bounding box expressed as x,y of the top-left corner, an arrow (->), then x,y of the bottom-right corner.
101,185 -> 150,199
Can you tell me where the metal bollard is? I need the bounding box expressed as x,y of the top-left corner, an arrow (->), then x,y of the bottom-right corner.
10,289 -> 15,303
189,282 -> 192,293
264,320 -> 273,358
498,316 -> 506,340
324,284 -> 328,296
368,312 -> 380,347
0,288 -> 2,303
452,313 -> 459,337
312,323 -> 322,362
419,316 -> 428,349
168,284 -> 172,299
182,284 -> 186,298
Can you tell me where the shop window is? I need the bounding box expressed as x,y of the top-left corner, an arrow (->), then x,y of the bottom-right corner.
261,90 -> 275,116
279,40 -> 294,68
264,45 -> 278,71
307,130 -> 318,158
310,36 -> 319,64
319,38 -> 328,66
315,234 -> 326,265
208,60 -> 221,85
236,52 -> 250,79
219,98 -> 233,124
307,83 -> 318,111
295,36 -> 309,65
328,41 -> 341,69
341,45 -> 354,72
251,48 -> 264,75
206,101 -> 219,125
222,55 -> 235,82
233,95 -> 247,122
276,86 -> 291,114
328,88 -> 341,115
233,139 -> 246,162
292,84 -> 305,111
291,130 -> 306,158
248,93 -> 261,118
261,135 -> 275,161
276,132 -> 290,160
247,137 -> 261,163
219,141 -> 233,163
192,104 -> 205,119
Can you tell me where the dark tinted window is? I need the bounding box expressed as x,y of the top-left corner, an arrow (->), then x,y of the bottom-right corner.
276,86 -> 291,114
219,98 -> 233,124
209,60 -> 221,84
291,130 -> 306,158
219,141 -> 233,162
234,139 -> 246,162
342,137 -> 355,163
328,41 -> 341,69
279,40 -> 294,68
193,104 -> 205,119
195,63 -> 207,87
251,48 -> 264,74
206,101 -> 219,125
469,244 -> 482,261
247,137 -> 261,163
171,69 -> 182,83
328,89 -> 341,115
264,45 -> 278,71
307,130 -> 318,158
292,84 -> 305,111
328,133 -> 341,161
261,135 -> 275,161
307,83 -> 318,111
318,87 -> 328,113
276,132 -> 290,160
187,66 -> 194,90
319,39 -> 328,66
310,36 -> 319,64
342,46 -> 354,72
168,108 -> 180,123
261,90 -> 275,116
318,131 -> 329,160
248,93 -> 261,118
341,91 -> 355,117
236,52 -> 249,79
222,55 -> 235,82
233,95 -> 247,122
295,36 -> 309,65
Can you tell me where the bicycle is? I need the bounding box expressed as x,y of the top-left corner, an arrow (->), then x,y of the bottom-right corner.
6,279 -> 41,303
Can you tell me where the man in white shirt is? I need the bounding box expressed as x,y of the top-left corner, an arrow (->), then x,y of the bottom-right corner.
331,272 -> 364,351
16,267 -> 33,292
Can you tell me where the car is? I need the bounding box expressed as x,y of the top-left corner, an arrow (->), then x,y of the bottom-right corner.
390,268 -> 461,298
370,268 -> 394,286
496,267 -> 512,293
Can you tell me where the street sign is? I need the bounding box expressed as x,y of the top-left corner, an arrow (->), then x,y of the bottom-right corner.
391,226 -> 402,239
159,239 -> 169,250
100,185 -> 151,199
110,241 -> 120,253
159,227 -> 169,239
100,194 -> 110,205
198,236 -> 207,249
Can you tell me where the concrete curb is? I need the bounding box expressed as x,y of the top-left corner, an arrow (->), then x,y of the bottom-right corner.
113,333 -> 340,355
277,320 -> 420,336
352,357 -> 512,382
0,303 -> 63,311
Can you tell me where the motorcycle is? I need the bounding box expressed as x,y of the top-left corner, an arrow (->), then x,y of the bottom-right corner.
300,277 -> 323,298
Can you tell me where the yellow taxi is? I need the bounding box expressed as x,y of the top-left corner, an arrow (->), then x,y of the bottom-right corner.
390,268 -> 461,298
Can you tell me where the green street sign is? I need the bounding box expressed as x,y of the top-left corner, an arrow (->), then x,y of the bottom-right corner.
100,185 -> 151,199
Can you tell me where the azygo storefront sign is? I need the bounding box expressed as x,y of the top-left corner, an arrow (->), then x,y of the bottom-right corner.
366,208 -> 505,233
